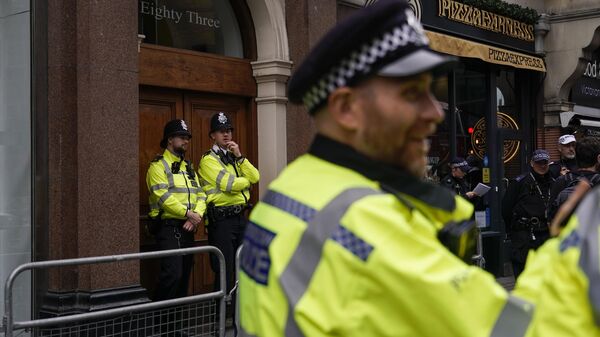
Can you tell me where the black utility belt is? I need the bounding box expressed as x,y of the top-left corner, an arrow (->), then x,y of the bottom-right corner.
514,217 -> 547,231
162,219 -> 186,227
209,204 -> 246,221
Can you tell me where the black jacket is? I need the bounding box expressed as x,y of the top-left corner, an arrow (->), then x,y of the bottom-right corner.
502,169 -> 554,232
441,174 -> 469,198
549,158 -> 578,179
502,168 -> 554,263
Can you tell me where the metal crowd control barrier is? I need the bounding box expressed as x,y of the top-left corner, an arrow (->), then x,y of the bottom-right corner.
3,246 -> 227,337
233,245 -> 243,335
472,228 -> 486,269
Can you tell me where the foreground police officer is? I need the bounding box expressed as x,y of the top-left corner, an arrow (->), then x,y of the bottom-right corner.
199,112 -> 259,294
146,119 -> 206,301
239,1 -> 539,336
513,183 -> 600,336
502,149 -> 554,278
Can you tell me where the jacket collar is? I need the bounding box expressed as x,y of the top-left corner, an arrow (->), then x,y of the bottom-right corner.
308,134 -> 456,212
163,149 -> 185,163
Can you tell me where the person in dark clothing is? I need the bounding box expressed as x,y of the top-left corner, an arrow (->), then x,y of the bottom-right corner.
502,149 -> 554,279
465,155 -> 485,211
549,134 -> 578,178
441,157 -> 477,200
548,137 -> 600,222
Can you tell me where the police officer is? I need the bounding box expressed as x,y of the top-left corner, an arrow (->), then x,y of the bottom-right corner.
513,184 -> 600,336
548,134 -> 578,178
441,157 -> 477,200
199,112 -> 259,295
146,119 -> 206,301
502,149 -> 554,278
239,1 -> 539,336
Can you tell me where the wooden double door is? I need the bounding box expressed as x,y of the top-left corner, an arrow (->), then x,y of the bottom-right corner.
139,85 -> 257,295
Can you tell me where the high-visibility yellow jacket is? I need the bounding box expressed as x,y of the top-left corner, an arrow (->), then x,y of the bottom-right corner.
239,135 -> 533,337
513,187 -> 600,337
146,149 -> 206,219
199,146 -> 260,207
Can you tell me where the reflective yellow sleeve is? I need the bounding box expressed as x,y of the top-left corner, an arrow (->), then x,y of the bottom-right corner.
146,162 -> 187,217
238,158 -> 260,184
200,155 -> 251,192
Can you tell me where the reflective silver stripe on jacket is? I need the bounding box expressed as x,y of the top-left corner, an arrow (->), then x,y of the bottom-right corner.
279,188 -> 381,337
573,188 -> 600,326
160,158 -> 175,188
210,151 -> 228,169
216,169 -> 227,191
157,192 -> 173,208
226,174 -> 235,192
489,295 -> 534,337
149,183 -> 168,192
205,188 -> 219,196
169,187 -> 199,194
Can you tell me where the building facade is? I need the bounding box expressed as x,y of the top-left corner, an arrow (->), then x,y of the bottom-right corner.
3,0 -> 599,323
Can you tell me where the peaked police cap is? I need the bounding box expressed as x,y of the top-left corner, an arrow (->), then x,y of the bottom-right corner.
287,0 -> 457,114
160,119 -> 192,148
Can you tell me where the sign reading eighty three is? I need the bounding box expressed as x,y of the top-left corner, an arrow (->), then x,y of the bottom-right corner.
140,0 -> 221,28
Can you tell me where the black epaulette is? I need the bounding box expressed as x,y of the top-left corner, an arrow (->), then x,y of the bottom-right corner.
202,150 -> 212,158
151,155 -> 163,163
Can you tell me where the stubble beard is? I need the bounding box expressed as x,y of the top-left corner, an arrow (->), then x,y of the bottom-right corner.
174,145 -> 186,156
360,111 -> 427,177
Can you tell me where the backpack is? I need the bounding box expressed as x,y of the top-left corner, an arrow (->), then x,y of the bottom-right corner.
552,173 -> 600,217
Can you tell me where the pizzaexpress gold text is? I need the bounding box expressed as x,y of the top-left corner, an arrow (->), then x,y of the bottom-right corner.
438,0 -> 534,42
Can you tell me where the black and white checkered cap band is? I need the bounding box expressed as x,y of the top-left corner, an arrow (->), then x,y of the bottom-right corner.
302,9 -> 428,112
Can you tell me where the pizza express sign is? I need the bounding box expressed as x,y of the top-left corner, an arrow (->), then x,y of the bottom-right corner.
419,0 -> 536,54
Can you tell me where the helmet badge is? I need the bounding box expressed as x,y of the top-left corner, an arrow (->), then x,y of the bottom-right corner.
218,112 -> 228,124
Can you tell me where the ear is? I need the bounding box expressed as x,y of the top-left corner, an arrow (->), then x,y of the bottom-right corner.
327,87 -> 362,131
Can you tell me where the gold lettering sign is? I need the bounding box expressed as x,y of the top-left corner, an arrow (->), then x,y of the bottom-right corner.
438,0 -> 534,42
425,31 -> 546,72
471,112 -> 520,163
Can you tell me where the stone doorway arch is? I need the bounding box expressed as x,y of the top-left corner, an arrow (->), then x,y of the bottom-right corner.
246,0 -> 292,193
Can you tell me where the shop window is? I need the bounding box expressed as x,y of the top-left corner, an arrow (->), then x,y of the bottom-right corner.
496,69 -> 521,179
0,0 -> 31,322
138,0 -> 244,57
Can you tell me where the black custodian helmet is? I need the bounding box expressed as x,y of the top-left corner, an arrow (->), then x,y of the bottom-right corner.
210,112 -> 234,134
160,119 -> 192,148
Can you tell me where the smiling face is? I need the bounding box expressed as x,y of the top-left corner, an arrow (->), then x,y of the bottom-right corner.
350,73 -> 444,176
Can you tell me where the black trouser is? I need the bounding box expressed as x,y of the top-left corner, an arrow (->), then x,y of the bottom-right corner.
207,214 -> 247,293
510,228 -> 549,279
154,220 -> 195,301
